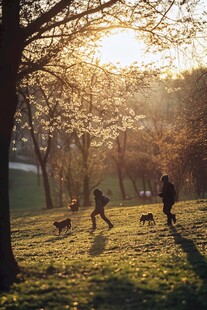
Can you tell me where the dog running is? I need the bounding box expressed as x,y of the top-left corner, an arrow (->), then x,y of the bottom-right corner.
140,212 -> 156,225
53,218 -> 71,235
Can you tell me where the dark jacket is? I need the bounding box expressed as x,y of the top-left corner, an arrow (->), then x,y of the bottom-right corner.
159,181 -> 176,205
94,194 -> 110,210
94,196 -> 103,210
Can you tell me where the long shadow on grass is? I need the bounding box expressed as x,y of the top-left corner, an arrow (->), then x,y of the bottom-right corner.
169,225 -> 207,281
46,233 -> 72,242
89,233 -> 107,256
91,275 -> 206,310
91,276 -> 159,310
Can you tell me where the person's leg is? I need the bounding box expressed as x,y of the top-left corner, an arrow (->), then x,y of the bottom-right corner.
163,204 -> 172,225
171,212 -> 176,223
168,205 -> 176,223
99,208 -> 113,228
90,209 -> 99,229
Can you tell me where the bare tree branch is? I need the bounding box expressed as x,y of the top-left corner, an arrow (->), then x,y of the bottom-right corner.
23,0 -> 120,45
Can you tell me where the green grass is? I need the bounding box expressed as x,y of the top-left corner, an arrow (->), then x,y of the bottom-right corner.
9,169 -> 45,210
1,200 -> 207,309
9,169 -> 153,210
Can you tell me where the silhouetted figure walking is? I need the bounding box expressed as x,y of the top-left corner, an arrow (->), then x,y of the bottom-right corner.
91,189 -> 113,230
158,175 -> 176,226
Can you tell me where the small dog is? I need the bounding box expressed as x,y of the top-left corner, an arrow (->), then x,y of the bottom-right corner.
140,213 -> 156,225
53,218 -> 71,235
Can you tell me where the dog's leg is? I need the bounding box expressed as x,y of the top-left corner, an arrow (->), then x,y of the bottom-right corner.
65,225 -> 71,233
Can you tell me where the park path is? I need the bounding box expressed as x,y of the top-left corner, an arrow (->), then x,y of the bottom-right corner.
9,162 -> 40,173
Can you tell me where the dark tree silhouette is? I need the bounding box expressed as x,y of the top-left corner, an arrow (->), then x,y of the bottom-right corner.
0,0 -> 119,290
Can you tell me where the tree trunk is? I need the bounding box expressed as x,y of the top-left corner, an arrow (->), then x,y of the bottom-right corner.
114,135 -> 127,200
25,100 -> 54,209
117,163 -> 127,200
0,1 -> 23,289
81,133 -> 91,207
59,168 -> 63,208
41,164 -> 54,209
32,150 -> 54,209
0,105 -> 20,289
82,149 -> 90,206
131,179 -> 139,196
0,89 -> 20,289
0,0 -> 22,289
83,174 -> 91,206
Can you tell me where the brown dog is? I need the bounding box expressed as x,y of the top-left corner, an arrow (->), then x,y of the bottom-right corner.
53,218 -> 71,235
140,213 -> 155,225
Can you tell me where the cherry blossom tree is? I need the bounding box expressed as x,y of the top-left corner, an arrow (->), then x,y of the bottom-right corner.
0,0 -> 121,290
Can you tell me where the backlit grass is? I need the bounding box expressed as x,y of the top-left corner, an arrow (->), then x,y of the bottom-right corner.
1,200 -> 207,309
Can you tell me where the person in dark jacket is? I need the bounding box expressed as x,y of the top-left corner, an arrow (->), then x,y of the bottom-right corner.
158,175 -> 176,226
91,188 -> 113,230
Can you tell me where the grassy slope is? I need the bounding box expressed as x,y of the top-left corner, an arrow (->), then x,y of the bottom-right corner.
9,169 -> 154,210
9,169 -> 45,210
1,200 -> 207,309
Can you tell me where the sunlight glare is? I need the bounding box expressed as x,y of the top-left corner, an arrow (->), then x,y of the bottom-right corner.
96,30 -> 145,67
94,29 -> 197,77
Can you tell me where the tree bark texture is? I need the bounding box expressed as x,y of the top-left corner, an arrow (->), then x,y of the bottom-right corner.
0,0 -> 22,289
26,100 -> 54,209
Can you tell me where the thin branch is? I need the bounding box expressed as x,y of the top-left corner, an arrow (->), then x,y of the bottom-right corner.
23,0 -> 120,45
151,0 -> 176,31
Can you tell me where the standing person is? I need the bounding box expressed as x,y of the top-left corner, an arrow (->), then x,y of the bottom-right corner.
158,175 -> 176,226
91,189 -> 113,230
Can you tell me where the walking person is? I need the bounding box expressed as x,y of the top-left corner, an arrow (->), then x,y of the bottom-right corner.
158,175 -> 176,226
91,188 -> 113,230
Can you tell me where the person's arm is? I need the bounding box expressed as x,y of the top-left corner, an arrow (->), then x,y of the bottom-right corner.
158,185 -> 164,197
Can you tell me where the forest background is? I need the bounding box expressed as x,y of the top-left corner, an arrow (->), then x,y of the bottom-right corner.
10,1 -> 207,210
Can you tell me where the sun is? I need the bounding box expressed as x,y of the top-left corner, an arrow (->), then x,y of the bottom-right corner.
94,30 -> 185,76
95,30 -> 146,67
94,29 -> 188,77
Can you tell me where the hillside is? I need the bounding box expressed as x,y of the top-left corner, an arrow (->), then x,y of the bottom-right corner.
1,200 -> 207,309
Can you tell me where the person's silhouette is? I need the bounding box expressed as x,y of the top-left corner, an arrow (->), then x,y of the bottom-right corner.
90,189 -> 113,230
158,175 -> 176,226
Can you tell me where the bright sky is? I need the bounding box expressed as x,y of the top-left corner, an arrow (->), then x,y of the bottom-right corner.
96,30 -> 146,67
94,0 -> 207,73
95,29 -> 181,76
94,28 -> 206,76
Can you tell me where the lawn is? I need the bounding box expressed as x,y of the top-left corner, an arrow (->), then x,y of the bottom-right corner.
1,200 -> 207,309
9,169 -> 154,210
9,169 -> 45,210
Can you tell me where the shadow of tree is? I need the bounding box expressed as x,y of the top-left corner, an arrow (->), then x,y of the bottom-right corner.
169,225 -> 207,281
90,274 -> 207,310
165,281 -> 207,309
89,233 -> 107,256
88,227 -> 207,310
163,225 -> 207,309
92,276 -> 158,310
